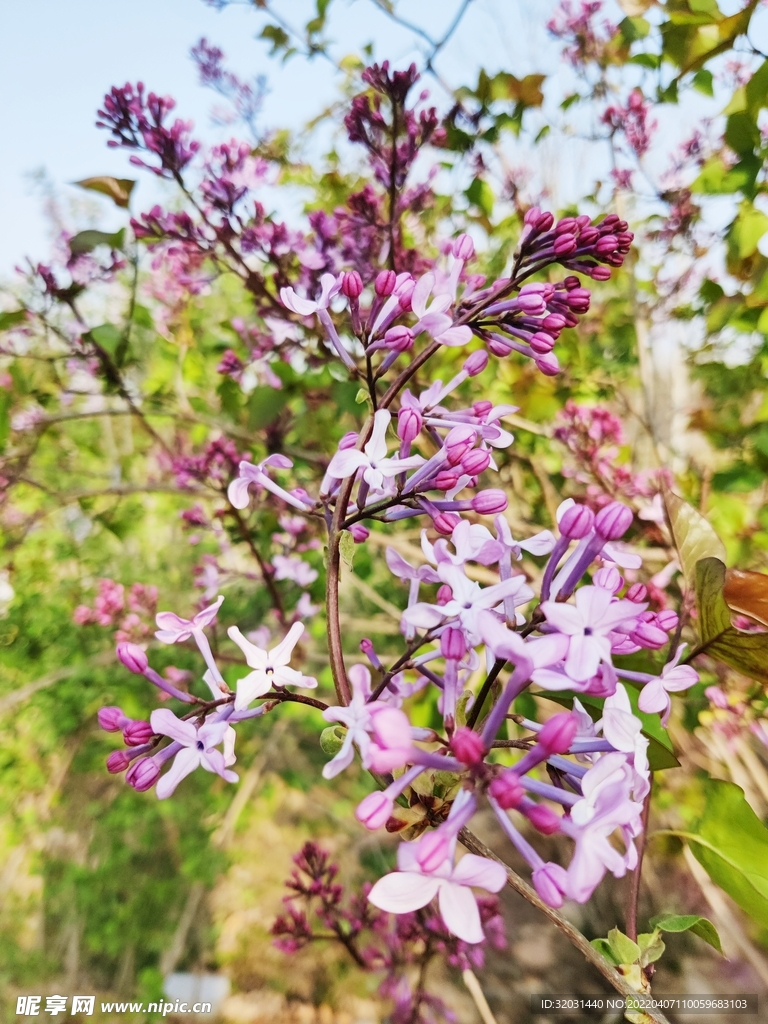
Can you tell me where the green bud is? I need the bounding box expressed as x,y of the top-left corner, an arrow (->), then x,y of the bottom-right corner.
320,724 -> 347,756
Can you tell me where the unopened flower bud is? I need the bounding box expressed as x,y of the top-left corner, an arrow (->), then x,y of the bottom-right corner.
656,609 -> 678,632
630,621 -> 667,650
589,265 -> 612,281
98,706 -> 128,732
339,430 -> 359,450
553,234 -> 577,256
340,270 -> 363,298
559,504 -> 594,539
445,425 -> 476,465
395,277 -> 415,311
450,727 -> 485,766
452,233 -> 475,261
593,566 -> 622,592
320,724 -> 347,756
626,583 -> 648,602
375,269 -> 396,297
463,350 -> 488,376
355,791 -> 393,830
489,771 -> 523,809
532,862 -> 569,908
472,489 -> 508,515
538,712 -> 578,755
348,523 -> 369,543
529,332 -> 556,354
535,352 -> 560,376
116,642 -> 148,675
398,406 -> 422,444
384,325 -> 413,351
595,501 -> 633,540
123,720 -> 154,747
126,756 -> 160,792
434,512 -> 460,535
433,470 -> 459,491
461,449 -> 491,476
525,802 -> 561,834
488,336 -> 513,357
106,750 -> 132,774
417,830 -> 451,872
441,627 -> 467,661
436,584 -> 453,604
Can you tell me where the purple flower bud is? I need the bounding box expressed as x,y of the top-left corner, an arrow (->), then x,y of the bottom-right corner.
340,270 -> 363,298
463,350 -> 488,376
473,400 -> 493,416
355,791 -> 393,830
553,234 -> 577,256
436,584 -> 453,605
588,265 -> 612,281
595,501 -> 633,540
441,627 -> 467,661
472,489 -> 507,515
123,720 -> 155,747
375,269 -> 396,297
595,234 -> 618,254
433,470 -> 459,491
395,278 -> 415,311
339,431 -> 359,450
417,830 -> 451,872
452,233 -> 475,261
555,217 -> 577,234
106,750 -> 132,774
593,566 -> 622,592
538,713 -> 578,755
98,706 -> 129,732
489,771 -> 523,809
450,727 -> 485,766
384,325 -> 414,351
444,425 -> 477,466
488,335 -> 513,357
559,504 -> 594,539
517,291 -> 547,313
397,406 -> 422,444
626,583 -> 647,603
656,609 -> 678,632
532,862 -> 569,908
564,288 -> 590,313
630,621 -> 668,650
535,352 -> 560,376
525,802 -> 561,834
529,332 -> 556,354
126,756 -> 161,792
461,448 -> 491,476
116,642 -> 148,675
541,313 -> 567,330
349,523 -> 370,543
434,512 -> 460,536
534,211 -> 554,232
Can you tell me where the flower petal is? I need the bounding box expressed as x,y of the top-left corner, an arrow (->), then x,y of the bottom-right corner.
156,747 -> 201,799
234,670 -> 271,710
327,449 -> 368,480
540,601 -> 584,636
438,881 -> 484,943
451,854 -> 507,892
269,621 -> 305,666
227,625 -> 268,670
564,635 -> 603,682
150,709 -> 197,746
368,871 -> 440,914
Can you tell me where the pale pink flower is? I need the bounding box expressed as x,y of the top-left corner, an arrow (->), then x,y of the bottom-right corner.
326,409 -> 424,493
637,646 -> 698,725
150,709 -> 238,798
228,621 -> 317,710
368,838 -> 506,944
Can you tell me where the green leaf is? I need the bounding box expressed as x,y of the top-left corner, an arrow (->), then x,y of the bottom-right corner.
89,324 -> 123,359
688,780 -> 768,928
0,309 -> 27,332
729,203 -> 768,259
637,929 -> 666,966
695,557 -> 768,682
590,937 -> 620,965
607,927 -> 640,965
649,913 -> 723,954
69,229 -> 125,255
466,178 -> 494,217
247,386 -> 288,430
620,15 -> 650,42
691,155 -> 760,195
339,530 -> 356,572
73,176 -> 136,208
746,59 -> 768,116
692,68 -> 714,95
662,486 -> 726,590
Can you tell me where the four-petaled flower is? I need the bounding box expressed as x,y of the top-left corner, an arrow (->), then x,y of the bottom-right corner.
368,836 -> 507,944
326,409 -> 424,494
637,645 -> 698,725
150,708 -> 238,798
540,586 -> 642,682
155,595 -> 224,643
228,622 -> 317,710
411,272 -> 472,348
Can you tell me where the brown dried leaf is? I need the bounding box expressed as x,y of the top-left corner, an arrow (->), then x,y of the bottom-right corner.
723,567 -> 768,627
